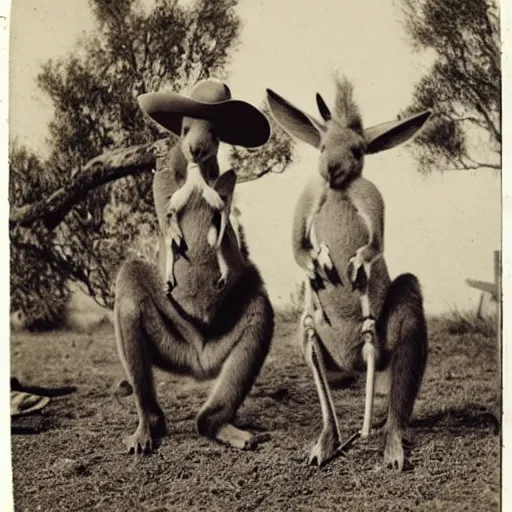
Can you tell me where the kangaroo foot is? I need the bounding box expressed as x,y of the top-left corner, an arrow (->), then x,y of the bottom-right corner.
383,428 -> 405,471
214,423 -> 270,450
308,427 -> 341,466
124,411 -> 166,455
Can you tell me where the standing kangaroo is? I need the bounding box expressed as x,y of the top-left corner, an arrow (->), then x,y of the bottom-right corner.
266,76 -> 430,470
114,81 -> 273,454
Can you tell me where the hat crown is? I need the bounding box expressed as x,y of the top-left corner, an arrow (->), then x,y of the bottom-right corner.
189,79 -> 232,104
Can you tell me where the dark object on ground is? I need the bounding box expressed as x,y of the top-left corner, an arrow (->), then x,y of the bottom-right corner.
11,377 -> 77,397
115,379 -> 133,397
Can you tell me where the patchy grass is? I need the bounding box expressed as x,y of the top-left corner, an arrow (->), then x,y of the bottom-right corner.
438,308 -> 498,338
274,282 -> 305,324
11,316 -> 500,511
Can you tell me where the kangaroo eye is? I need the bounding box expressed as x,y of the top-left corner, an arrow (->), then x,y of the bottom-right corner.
182,126 -> 189,136
320,144 -> 326,153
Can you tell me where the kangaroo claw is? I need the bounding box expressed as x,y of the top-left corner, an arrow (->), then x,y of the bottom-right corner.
316,243 -> 334,270
307,261 -> 325,291
163,280 -> 174,297
347,253 -> 371,291
307,243 -> 342,289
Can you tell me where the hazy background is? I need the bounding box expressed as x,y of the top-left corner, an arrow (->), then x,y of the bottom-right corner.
9,0 -> 501,315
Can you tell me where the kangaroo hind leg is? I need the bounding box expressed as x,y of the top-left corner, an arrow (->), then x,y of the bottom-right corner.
195,296 -> 273,450
377,273 -> 428,471
300,311 -> 343,466
114,295 -> 166,455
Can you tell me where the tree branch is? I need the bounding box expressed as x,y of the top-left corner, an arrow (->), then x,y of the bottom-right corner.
9,140 -> 166,231
9,138 -> 279,232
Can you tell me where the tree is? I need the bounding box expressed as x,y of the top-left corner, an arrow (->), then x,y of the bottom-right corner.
10,142 -> 71,329
10,0 -> 295,323
397,0 -> 500,173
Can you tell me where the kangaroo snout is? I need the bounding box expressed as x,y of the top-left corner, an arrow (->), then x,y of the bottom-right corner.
328,162 -> 340,177
189,145 -> 203,162
327,162 -> 346,188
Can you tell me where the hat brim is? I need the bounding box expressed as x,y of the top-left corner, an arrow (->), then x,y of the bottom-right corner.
138,92 -> 271,148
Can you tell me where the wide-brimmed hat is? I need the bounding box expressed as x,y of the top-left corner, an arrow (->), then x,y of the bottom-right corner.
138,79 -> 271,148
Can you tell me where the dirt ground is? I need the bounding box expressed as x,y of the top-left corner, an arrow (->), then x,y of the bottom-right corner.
11,316 -> 500,512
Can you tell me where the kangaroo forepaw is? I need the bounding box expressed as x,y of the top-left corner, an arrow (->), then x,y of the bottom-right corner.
316,242 -> 333,271
347,253 -> 371,291
168,186 -> 189,214
166,211 -> 184,247
202,186 -> 225,211
163,280 -> 174,296
317,243 -> 343,285
308,428 -> 342,467
307,245 -> 342,290
301,312 -> 315,331
124,411 -> 166,455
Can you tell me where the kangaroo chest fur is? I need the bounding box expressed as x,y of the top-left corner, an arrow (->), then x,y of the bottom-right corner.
153,148 -> 247,327
313,188 -> 391,371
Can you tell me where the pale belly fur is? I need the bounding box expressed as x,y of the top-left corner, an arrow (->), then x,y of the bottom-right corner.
312,190 -> 391,372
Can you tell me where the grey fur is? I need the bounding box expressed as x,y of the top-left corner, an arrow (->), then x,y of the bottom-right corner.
266,77 -> 429,470
114,114 -> 273,454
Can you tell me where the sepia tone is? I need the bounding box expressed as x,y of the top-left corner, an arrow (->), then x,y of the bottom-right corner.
9,1 -> 501,511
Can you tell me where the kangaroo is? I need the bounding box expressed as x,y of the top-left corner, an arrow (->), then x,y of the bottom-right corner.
114,170 -> 274,454
266,76 -> 430,470
153,114 -> 224,292
137,79 -> 270,291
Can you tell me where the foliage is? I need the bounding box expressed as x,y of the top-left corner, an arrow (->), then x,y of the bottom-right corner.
11,0 -> 294,322
438,307 -> 497,337
274,281 -> 305,324
28,0 -> 243,311
10,142 -> 71,330
397,0 -> 500,172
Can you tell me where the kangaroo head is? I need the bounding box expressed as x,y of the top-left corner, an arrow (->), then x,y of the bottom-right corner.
180,116 -> 220,165
266,76 -> 432,189
315,77 -> 366,189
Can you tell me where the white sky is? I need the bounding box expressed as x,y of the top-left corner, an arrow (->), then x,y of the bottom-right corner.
8,0 -> 502,314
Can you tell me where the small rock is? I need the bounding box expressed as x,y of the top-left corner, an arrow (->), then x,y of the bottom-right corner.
115,380 -> 133,397
52,458 -> 87,477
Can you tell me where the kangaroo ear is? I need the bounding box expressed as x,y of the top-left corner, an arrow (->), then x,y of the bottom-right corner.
316,93 -> 331,122
214,170 -> 237,203
266,89 -> 325,149
365,111 -> 432,154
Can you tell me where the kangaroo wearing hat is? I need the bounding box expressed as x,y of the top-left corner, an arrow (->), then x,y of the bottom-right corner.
266,75 -> 430,471
138,79 -> 270,291
113,81 -> 274,454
